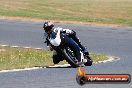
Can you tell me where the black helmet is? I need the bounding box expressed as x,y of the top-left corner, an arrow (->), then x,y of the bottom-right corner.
43,21 -> 54,32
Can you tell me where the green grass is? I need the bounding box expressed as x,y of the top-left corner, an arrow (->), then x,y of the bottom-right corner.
0,0 -> 132,26
0,46 -> 52,70
0,46 -> 107,70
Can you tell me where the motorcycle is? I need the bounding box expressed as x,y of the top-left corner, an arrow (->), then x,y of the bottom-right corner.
44,30 -> 93,68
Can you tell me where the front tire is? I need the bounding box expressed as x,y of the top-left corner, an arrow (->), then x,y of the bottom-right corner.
61,34 -> 82,67
63,47 -> 80,68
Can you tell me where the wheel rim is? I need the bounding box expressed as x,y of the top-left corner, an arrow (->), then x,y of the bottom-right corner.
66,47 -> 78,63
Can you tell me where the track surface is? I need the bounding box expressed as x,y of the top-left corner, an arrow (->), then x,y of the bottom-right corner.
0,20 -> 132,88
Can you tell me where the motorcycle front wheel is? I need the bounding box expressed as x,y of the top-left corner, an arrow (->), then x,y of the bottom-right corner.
63,47 -> 80,68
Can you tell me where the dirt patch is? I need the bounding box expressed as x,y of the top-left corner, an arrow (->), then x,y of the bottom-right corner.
0,49 -> 6,52
0,0 -> 29,10
0,16 -> 121,27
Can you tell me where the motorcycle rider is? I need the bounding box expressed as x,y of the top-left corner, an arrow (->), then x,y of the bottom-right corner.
43,21 -> 89,65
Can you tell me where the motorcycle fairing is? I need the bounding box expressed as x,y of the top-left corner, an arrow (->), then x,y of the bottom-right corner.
49,30 -> 61,46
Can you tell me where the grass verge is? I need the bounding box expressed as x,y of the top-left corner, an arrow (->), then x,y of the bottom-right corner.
0,0 -> 132,26
0,46 -> 108,70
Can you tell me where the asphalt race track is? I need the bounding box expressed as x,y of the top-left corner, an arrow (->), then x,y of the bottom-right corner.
0,20 -> 132,88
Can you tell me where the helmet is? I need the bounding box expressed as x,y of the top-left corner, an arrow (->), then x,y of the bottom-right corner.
43,21 -> 54,32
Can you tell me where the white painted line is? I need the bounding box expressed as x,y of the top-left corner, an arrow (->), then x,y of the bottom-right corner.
11,46 -> 19,48
47,64 -> 71,67
103,56 -> 120,63
38,56 -> 120,68
94,56 -> 120,64
0,56 -> 120,73
0,44 -> 121,73
0,45 -> 8,47
24,47 -> 31,49
0,44 -> 42,50
0,67 -> 41,73
34,48 -> 42,50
